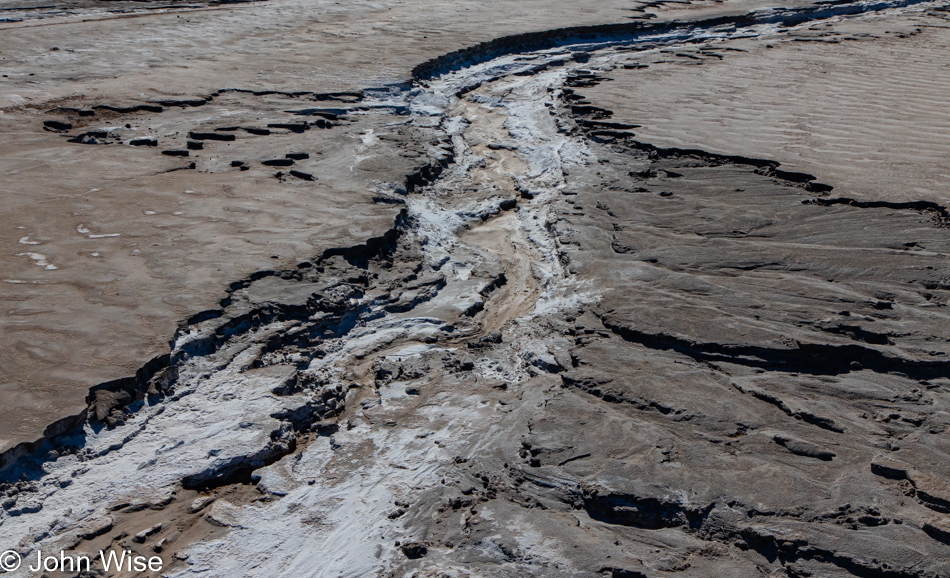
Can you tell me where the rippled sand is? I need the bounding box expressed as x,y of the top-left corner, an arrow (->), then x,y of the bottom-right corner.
581,7 -> 950,202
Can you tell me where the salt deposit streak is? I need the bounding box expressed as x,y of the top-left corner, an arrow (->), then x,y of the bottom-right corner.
17,252 -> 56,270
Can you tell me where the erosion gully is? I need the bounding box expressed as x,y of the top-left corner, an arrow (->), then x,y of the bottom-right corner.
0,0 -> 946,576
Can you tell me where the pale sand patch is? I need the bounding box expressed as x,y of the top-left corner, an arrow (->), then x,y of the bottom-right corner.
580,8 -> 950,203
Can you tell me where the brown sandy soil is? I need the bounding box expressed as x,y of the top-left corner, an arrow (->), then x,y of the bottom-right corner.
0,96 -> 429,456
578,7 -> 950,203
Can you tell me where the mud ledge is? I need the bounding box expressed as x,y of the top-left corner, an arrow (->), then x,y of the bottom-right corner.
411,0 -> 935,80
0,159 -> 444,478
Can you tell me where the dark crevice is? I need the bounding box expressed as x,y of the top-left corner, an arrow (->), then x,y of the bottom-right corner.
592,135 -> 834,193
815,323 -> 894,345
319,208 -> 410,267
560,373 -> 680,416
598,315 -> 950,381
804,197 -> 950,226
583,490 -> 712,530
412,0 -> 933,80
583,489 -> 929,577
180,437 -> 295,492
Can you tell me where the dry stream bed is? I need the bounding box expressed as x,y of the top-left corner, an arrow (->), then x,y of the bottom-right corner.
2,0 -> 950,576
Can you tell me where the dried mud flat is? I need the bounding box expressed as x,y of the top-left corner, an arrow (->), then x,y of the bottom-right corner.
2,0 -> 950,577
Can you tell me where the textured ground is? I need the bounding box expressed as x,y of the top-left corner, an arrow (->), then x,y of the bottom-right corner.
579,10 -> 950,203
0,0 -> 717,458
1,0 -> 950,577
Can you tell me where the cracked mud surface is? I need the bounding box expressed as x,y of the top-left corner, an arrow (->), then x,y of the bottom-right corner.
2,0 -> 950,576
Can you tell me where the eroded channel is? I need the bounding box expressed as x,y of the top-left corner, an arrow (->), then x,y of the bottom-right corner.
2,1 -> 950,576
